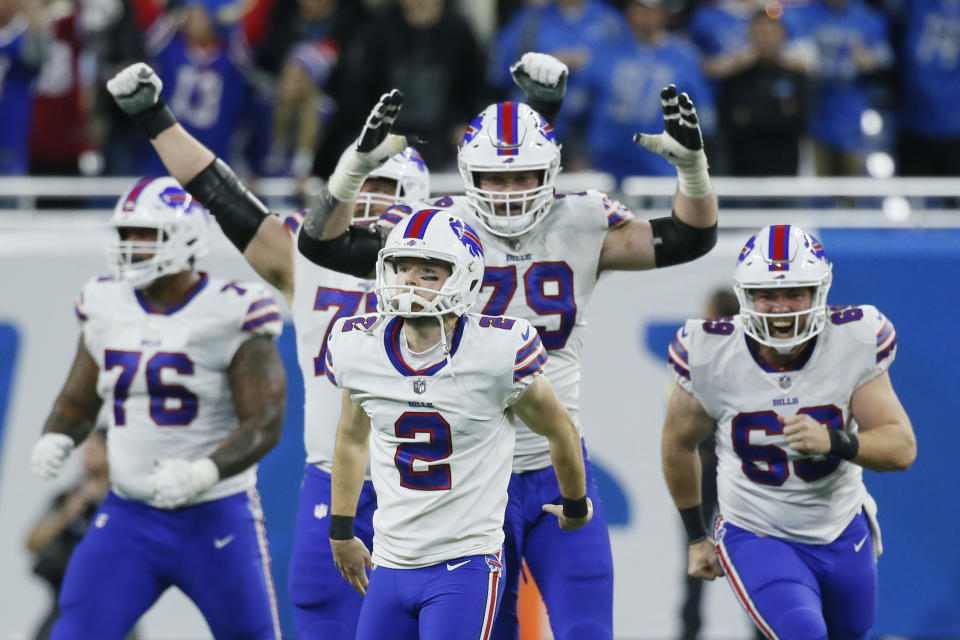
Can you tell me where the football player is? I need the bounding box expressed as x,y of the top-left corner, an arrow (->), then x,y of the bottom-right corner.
30,177 -> 287,639
299,83 -> 718,640
326,208 -> 592,640
105,53 -> 565,639
661,225 -> 916,638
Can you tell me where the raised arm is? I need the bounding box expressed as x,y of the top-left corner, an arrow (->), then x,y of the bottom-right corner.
329,390 -> 374,595
31,337 -> 103,480
599,85 -> 718,273
106,63 -> 295,302
661,383 -> 722,581
511,375 -> 592,531
296,90 -> 409,279
147,335 -> 286,509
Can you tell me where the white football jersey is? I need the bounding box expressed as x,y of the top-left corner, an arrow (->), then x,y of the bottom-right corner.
326,312 -> 546,568
283,211 -> 376,476
384,191 -> 633,471
669,305 -> 897,544
75,273 -> 283,507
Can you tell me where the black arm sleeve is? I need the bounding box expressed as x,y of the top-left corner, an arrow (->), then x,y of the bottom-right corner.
297,224 -> 382,278
184,158 -> 270,252
650,212 -> 718,268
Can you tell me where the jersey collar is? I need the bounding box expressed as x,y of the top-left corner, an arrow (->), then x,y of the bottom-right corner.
744,333 -> 818,373
384,315 -> 466,377
135,272 -> 209,315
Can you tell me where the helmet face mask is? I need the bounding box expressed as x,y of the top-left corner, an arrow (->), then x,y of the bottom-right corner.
375,209 -> 485,319
732,225 -> 832,353
458,102 -> 561,239
107,177 -> 211,289
355,146 -> 430,225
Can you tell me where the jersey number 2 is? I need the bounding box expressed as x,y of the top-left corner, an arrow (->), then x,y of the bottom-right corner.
104,350 -> 198,426
394,412 -> 452,491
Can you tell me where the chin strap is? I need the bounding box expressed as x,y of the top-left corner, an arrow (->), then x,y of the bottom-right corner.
439,316 -> 455,378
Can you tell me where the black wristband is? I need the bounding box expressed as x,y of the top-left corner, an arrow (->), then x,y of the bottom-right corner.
829,430 -> 860,460
133,96 -> 178,139
679,505 -> 708,544
184,158 -> 270,252
329,515 -> 355,540
562,495 -> 588,519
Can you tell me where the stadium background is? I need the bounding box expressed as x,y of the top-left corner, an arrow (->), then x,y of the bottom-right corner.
1,0 -> 959,636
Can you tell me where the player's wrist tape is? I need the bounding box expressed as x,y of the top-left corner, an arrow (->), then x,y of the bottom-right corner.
134,96 -> 178,139
829,430 -> 860,460
562,495 -> 588,519
650,212 -> 717,268
329,515 -> 355,540
675,152 -> 712,198
679,505 -> 708,544
185,158 -> 270,252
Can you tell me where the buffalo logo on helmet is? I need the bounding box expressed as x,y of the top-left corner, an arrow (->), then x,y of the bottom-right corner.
738,235 -> 756,263
449,218 -> 484,258
462,114 -> 484,145
159,186 -> 195,212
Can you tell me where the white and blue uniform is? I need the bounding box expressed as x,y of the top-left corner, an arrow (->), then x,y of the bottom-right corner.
382,189 -> 629,639
669,306 -> 897,639
326,311 -> 546,640
280,210 -> 379,639
54,273 -> 282,640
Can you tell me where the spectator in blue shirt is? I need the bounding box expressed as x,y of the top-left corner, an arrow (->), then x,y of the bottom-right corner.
489,0 -> 631,169
893,0 -> 960,178
581,0 -> 715,179
783,0 -> 893,176
0,0 -> 49,175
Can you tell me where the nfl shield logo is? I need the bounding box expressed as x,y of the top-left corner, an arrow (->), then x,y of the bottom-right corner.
413,379 -> 426,395
779,375 -> 791,390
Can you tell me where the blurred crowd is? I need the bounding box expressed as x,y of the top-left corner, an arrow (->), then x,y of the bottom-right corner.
1,0 -> 958,190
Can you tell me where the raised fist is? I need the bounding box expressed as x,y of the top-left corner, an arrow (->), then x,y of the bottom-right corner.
510,52 -> 568,103
107,62 -> 163,118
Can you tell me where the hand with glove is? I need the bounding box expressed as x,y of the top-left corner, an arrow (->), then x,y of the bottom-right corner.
634,85 -> 712,198
148,458 -> 220,509
106,62 -> 178,139
510,52 -> 568,104
31,433 -> 76,480
327,90 -> 410,203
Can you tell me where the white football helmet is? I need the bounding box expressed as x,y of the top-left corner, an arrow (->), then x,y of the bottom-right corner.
376,208 -> 485,319
355,146 -> 431,224
733,224 -> 832,352
107,177 -> 211,289
458,101 -> 562,238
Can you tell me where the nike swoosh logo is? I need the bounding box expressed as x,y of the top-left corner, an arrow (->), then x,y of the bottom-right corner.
854,533 -> 869,552
446,560 -> 471,571
214,534 -> 236,549
521,327 -> 530,341
680,327 -> 688,338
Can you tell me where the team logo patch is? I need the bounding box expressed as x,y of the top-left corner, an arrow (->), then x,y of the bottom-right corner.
779,375 -> 792,389
449,218 -> 484,257
485,555 -> 503,573
713,517 -> 726,542
413,379 -> 426,395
